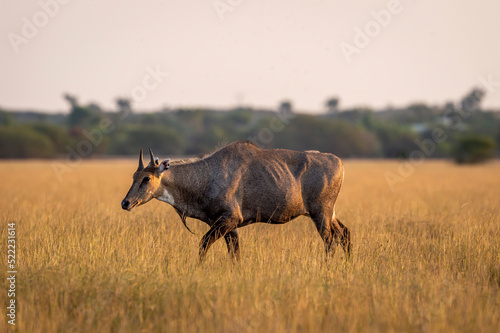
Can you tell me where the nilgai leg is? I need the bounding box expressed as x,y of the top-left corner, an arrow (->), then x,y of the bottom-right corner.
311,209 -> 351,261
199,215 -> 241,262
334,218 -> 351,259
224,229 -> 240,261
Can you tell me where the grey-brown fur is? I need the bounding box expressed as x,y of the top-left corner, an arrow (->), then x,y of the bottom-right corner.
121,140 -> 351,262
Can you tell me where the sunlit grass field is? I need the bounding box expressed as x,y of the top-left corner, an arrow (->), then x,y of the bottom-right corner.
1,159 -> 499,332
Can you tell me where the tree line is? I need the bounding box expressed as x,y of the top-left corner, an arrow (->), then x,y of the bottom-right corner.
0,89 -> 498,163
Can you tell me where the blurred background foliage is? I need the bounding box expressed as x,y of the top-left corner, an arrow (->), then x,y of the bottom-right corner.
0,88 -> 498,163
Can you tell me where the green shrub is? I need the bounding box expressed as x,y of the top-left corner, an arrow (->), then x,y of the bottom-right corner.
453,135 -> 496,164
31,123 -> 70,153
0,126 -> 55,158
272,115 -> 381,158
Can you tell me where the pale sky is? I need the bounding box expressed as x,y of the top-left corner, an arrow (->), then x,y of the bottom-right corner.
1,0 -> 500,113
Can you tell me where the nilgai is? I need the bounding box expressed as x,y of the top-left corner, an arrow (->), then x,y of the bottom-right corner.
121,140 -> 351,261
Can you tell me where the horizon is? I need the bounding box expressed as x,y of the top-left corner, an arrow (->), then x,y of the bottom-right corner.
3,87 -> 498,115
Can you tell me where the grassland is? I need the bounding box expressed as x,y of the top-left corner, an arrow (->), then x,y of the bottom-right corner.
1,159 -> 499,332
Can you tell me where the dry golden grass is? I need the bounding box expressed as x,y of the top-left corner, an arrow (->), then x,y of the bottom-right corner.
1,159 -> 499,332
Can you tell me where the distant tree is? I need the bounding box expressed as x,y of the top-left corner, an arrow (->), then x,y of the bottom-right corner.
0,126 -> 55,158
272,115 -> 380,157
31,123 -> 70,153
405,103 -> 436,123
279,100 -> 293,114
374,123 -> 419,158
67,106 -> 93,127
116,98 -> 132,113
109,126 -> 185,156
227,109 -> 253,126
63,94 -> 103,128
453,135 -> 496,164
63,93 -> 79,108
115,97 -> 133,122
444,101 -> 455,112
461,88 -> 485,113
0,110 -> 13,126
325,97 -> 339,114
334,108 -> 374,127
87,102 -> 102,114
496,123 -> 500,154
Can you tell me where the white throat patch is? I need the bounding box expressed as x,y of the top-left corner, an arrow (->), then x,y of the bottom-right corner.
157,189 -> 175,205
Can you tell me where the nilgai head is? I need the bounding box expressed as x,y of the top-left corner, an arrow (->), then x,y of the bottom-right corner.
121,148 -> 170,211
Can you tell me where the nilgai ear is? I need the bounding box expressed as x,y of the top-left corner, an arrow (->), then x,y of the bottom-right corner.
159,158 -> 170,173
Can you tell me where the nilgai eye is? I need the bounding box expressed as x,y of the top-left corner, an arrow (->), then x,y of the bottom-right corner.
144,176 -> 150,182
